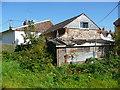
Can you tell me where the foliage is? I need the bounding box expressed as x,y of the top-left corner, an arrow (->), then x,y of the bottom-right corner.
2,19 -> 120,88
2,58 -> 119,88
3,37 -> 53,72
12,20 -> 53,72
2,45 -> 120,88
2,51 -> 20,61
15,20 -> 40,51
114,28 -> 120,56
23,20 -> 36,45
18,37 -> 52,71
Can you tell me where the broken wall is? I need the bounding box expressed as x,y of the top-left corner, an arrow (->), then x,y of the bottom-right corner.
60,28 -> 101,40
56,46 -> 109,66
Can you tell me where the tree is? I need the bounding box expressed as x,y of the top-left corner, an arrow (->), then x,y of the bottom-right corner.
22,20 -> 36,45
17,20 -> 53,71
114,27 -> 120,56
17,20 -> 40,50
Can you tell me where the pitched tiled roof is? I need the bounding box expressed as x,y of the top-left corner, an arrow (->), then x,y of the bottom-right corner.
44,13 -> 101,34
101,31 -> 109,37
114,18 -> 120,26
44,14 -> 81,34
97,30 -> 110,37
14,20 -> 53,33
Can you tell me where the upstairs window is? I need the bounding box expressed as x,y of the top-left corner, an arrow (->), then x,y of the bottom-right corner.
80,22 -> 89,28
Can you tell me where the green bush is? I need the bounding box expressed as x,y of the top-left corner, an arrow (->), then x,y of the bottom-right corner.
2,37 -> 54,72
85,57 -> 98,64
2,54 -> 119,88
2,51 -> 20,61
2,35 -> 120,88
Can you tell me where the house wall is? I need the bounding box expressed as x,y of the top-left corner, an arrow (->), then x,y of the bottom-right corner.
15,31 -> 25,45
2,30 -> 15,44
65,46 -> 105,62
15,31 -> 41,45
45,28 -> 65,39
64,14 -> 99,30
59,28 -> 101,40
56,48 -> 66,66
66,47 -> 93,62
100,33 -> 113,41
45,31 -> 57,39
2,30 -> 41,45
56,45 -> 108,66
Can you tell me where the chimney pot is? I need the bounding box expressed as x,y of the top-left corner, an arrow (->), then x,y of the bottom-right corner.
102,28 -> 105,31
109,30 -> 112,33
9,26 -> 12,30
23,20 -> 28,25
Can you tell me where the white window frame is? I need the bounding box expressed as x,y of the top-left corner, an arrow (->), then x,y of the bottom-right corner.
79,22 -> 89,29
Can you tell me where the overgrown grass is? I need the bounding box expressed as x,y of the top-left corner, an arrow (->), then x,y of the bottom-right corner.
2,57 -> 119,88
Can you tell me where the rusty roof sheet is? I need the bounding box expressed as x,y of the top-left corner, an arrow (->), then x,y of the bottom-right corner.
48,38 -> 114,45
72,39 -> 114,45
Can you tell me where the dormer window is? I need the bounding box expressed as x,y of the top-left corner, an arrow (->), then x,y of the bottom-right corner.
80,22 -> 88,28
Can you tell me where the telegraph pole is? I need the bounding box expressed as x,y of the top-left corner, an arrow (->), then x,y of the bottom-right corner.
93,31 -> 97,58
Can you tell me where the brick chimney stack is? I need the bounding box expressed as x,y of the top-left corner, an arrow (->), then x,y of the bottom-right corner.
9,26 -> 12,30
109,30 -> 112,33
102,27 -> 105,31
23,20 -> 28,25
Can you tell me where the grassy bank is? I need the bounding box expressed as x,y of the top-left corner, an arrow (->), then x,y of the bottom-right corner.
2,57 -> 119,88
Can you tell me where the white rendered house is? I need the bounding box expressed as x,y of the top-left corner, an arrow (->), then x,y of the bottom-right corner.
2,20 -> 53,45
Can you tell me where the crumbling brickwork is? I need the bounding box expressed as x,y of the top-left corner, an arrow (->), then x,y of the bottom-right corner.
60,28 -> 101,40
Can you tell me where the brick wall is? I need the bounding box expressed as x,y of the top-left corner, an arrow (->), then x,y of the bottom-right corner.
60,28 -> 101,40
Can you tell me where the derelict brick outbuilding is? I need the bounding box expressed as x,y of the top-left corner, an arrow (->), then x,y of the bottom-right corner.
45,13 -> 114,66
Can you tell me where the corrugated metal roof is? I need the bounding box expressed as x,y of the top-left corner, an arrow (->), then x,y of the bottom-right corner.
48,38 -> 114,45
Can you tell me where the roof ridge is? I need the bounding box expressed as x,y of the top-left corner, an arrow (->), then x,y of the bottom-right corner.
54,13 -> 83,26
13,20 -> 52,30
45,13 -> 84,34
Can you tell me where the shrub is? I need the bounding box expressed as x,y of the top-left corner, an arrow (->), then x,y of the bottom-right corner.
2,51 -> 20,61
2,36 -> 54,72
57,63 -> 69,74
2,52 -> 119,88
85,57 -> 98,64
